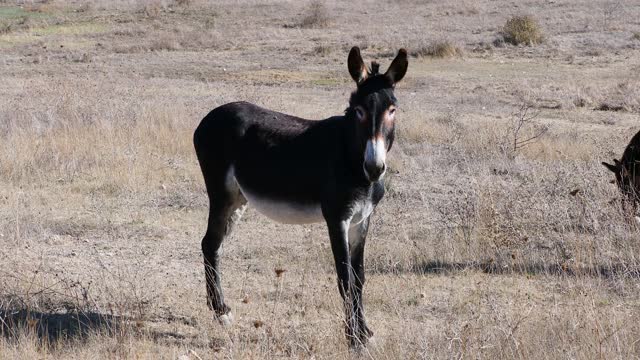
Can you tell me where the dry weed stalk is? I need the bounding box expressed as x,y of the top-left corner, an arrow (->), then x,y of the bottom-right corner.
505,103 -> 548,158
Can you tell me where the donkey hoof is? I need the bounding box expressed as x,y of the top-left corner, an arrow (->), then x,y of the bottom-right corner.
217,311 -> 234,327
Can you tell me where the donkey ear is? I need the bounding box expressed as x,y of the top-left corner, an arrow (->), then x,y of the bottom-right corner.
348,46 -> 368,84
602,161 -> 619,173
384,48 -> 408,84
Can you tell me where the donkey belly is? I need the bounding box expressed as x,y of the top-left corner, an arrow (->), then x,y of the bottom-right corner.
240,187 -> 324,224
230,169 -> 324,225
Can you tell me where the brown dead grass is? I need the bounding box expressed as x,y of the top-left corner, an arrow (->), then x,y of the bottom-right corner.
2,0 -> 640,358
411,40 -> 463,58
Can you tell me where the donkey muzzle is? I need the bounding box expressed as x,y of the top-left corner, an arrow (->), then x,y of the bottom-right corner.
364,138 -> 387,182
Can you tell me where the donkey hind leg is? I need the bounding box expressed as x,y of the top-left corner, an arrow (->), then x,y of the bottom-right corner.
349,216 -> 374,344
202,183 -> 247,326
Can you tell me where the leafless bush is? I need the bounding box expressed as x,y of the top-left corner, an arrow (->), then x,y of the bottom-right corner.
503,103 -> 548,158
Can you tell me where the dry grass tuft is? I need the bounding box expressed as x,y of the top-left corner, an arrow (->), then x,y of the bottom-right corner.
632,31 -> 640,41
149,35 -> 181,52
299,1 -> 330,28
411,40 -> 463,58
311,44 -> 332,56
502,15 -> 544,46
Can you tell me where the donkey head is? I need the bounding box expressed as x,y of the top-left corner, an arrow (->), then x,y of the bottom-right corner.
603,159 -> 623,183
603,159 -> 635,195
347,46 -> 408,182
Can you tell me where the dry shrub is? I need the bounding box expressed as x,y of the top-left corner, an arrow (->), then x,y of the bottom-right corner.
411,40 -> 463,58
592,81 -> 640,113
0,21 -> 11,34
76,3 -> 93,12
312,44 -> 332,56
0,15 -> 32,35
299,1 -> 330,28
502,15 -> 544,46
149,34 -> 181,51
141,1 -> 163,18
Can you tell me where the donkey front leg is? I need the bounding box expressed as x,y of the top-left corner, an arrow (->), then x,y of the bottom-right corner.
326,219 -> 361,348
349,217 -> 374,343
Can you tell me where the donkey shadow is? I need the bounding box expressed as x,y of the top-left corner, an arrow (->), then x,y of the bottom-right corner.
0,308 -> 122,342
372,260 -> 640,280
1,307 -> 213,349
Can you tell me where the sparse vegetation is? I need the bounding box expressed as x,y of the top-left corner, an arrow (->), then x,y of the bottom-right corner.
502,15 -> 544,45
411,40 -> 463,58
2,0 -> 640,358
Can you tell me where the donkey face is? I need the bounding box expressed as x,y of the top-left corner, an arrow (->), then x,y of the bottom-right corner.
347,47 -> 408,182
602,159 -> 638,200
603,159 -> 624,188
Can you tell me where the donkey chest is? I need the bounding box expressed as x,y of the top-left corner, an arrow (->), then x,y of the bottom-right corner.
349,198 -> 374,226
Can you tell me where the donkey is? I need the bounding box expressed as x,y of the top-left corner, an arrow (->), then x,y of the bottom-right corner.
193,47 -> 408,347
603,129 -> 640,212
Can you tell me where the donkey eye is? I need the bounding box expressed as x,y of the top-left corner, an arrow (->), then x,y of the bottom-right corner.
355,107 -> 365,120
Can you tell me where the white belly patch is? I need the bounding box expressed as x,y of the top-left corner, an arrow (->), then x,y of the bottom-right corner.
240,187 -> 324,224
231,170 -> 324,225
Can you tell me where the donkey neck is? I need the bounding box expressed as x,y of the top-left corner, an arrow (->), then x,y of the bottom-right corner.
342,109 -> 371,185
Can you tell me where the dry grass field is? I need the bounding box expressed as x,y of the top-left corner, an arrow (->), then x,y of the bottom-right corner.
1,0 -> 640,358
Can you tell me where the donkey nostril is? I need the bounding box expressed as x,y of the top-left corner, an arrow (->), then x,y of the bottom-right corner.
380,163 -> 386,174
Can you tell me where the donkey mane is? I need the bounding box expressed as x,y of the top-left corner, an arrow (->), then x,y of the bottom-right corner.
370,61 -> 380,75
346,73 -> 396,114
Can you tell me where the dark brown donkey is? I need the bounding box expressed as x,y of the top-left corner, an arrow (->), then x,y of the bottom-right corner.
603,129 -> 640,211
193,47 -> 408,347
